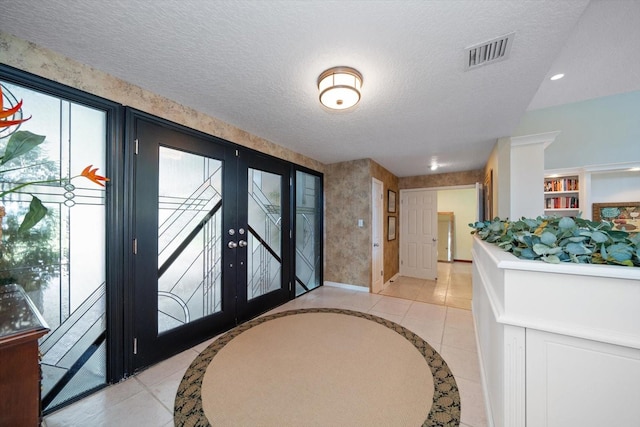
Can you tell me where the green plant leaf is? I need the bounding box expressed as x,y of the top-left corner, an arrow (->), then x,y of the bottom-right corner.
470,216 -> 638,267
558,216 -> 575,231
520,248 -> 536,259
499,243 -> 512,251
546,246 -> 563,255
607,243 -> 632,262
533,243 -> 550,255
18,196 -> 48,233
540,231 -> 557,246
590,231 -> 608,243
542,254 -> 560,264
566,242 -> 591,255
489,221 -> 503,232
628,233 -> 640,246
1,131 -> 47,165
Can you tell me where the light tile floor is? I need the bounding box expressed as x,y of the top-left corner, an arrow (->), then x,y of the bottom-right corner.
379,261 -> 473,310
44,265 -> 486,427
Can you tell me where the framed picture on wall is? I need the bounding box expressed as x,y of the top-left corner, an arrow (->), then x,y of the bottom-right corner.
592,202 -> 640,232
388,190 -> 396,213
388,216 -> 396,240
484,170 -> 493,221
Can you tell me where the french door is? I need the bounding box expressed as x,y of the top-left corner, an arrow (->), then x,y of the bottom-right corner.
131,114 -> 291,369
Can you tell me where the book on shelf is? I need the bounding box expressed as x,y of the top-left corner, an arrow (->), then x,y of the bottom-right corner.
544,178 -> 579,192
545,197 -> 579,209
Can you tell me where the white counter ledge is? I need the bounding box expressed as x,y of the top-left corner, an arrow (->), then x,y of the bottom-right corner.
471,237 -> 640,427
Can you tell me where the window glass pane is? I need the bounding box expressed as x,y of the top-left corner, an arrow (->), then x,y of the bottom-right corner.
247,168 -> 282,300
0,81 -> 107,412
295,171 -> 322,296
157,147 -> 223,334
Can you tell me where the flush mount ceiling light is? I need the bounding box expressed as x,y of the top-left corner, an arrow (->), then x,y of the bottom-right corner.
317,66 -> 363,110
550,73 -> 565,81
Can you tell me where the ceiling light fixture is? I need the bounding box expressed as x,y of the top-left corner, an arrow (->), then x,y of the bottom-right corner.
550,73 -> 565,81
317,66 -> 363,110
430,162 -> 438,171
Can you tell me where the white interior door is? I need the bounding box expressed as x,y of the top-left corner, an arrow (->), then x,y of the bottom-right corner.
400,189 -> 437,280
371,178 -> 384,292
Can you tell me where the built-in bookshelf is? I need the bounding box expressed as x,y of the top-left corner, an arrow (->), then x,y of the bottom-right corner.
544,174 -> 580,216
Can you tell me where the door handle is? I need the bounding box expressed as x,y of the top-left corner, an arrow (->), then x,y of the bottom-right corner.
373,243 -> 379,247
432,238 -> 437,242
228,241 -> 238,249
238,240 -> 247,248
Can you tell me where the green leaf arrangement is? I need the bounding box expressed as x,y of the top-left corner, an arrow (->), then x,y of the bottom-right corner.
469,216 -> 640,267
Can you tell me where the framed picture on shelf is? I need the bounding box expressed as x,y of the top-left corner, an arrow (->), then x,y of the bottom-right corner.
388,190 -> 396,213
388,216 -> 396,241
592,202 -> 640,232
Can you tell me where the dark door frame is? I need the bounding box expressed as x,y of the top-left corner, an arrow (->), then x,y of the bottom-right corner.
0,66 -> 323,396
125,109 -> 295,372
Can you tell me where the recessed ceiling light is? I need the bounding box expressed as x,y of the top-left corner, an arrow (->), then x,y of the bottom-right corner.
550,73 -> 565,81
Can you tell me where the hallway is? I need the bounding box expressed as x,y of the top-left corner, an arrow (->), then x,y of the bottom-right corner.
378,261 -> 473,310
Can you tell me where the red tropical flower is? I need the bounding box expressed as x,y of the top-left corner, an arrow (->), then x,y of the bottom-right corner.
80,165 -> 109,187
0,85 -> 31,129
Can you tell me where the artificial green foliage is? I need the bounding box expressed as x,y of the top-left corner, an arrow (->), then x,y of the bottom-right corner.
0,130 -> 49,233
469,216 -> 640,267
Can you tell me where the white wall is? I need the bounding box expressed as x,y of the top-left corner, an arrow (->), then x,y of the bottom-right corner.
437,188 -> 476,261
513,91 -> 640,170
591,171 -> 640,205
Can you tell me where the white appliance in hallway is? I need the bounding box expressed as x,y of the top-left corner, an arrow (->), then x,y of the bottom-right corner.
399,189 -> 437,280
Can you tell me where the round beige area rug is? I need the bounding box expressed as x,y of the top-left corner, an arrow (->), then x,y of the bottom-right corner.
174,308 -> 460,427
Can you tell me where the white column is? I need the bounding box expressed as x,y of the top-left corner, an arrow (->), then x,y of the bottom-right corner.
509,131 -> 560,219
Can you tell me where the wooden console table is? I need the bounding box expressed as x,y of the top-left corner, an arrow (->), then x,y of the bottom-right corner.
0,284 -> 50,427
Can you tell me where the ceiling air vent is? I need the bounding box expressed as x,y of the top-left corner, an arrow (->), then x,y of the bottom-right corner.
465,32 -> 515,70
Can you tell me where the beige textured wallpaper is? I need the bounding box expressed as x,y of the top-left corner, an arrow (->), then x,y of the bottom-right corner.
324,159 -> 372,288
399,169 -> 484,189
0,32 -> 324,173
324,159 -> 401,289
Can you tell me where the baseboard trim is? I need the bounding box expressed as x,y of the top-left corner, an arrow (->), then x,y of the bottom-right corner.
323,281 -> 369,293
380,273 -> 400,291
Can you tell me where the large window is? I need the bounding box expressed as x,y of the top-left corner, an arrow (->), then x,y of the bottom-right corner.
0,80 -> 108,411
295,170 -> 322,295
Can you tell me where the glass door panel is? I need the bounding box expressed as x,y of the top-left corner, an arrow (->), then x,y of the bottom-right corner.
157,147 -> 224,334
295,170 -> 322,296
247,168 -> 282,300
132,115 -> 295,368
235,154 -> 290,323
133,116 -> 235,370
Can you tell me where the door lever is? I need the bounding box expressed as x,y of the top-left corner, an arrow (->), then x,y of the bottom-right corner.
228,241 -> 238,249
238,240 -> 247,248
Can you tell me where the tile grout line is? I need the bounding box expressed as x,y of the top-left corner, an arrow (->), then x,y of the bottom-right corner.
133,376 -> 175,416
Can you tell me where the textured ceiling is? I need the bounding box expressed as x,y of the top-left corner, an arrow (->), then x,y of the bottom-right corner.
1,0 -> 635,177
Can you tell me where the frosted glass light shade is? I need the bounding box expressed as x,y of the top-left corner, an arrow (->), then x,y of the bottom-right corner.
317,67 -> 363,110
